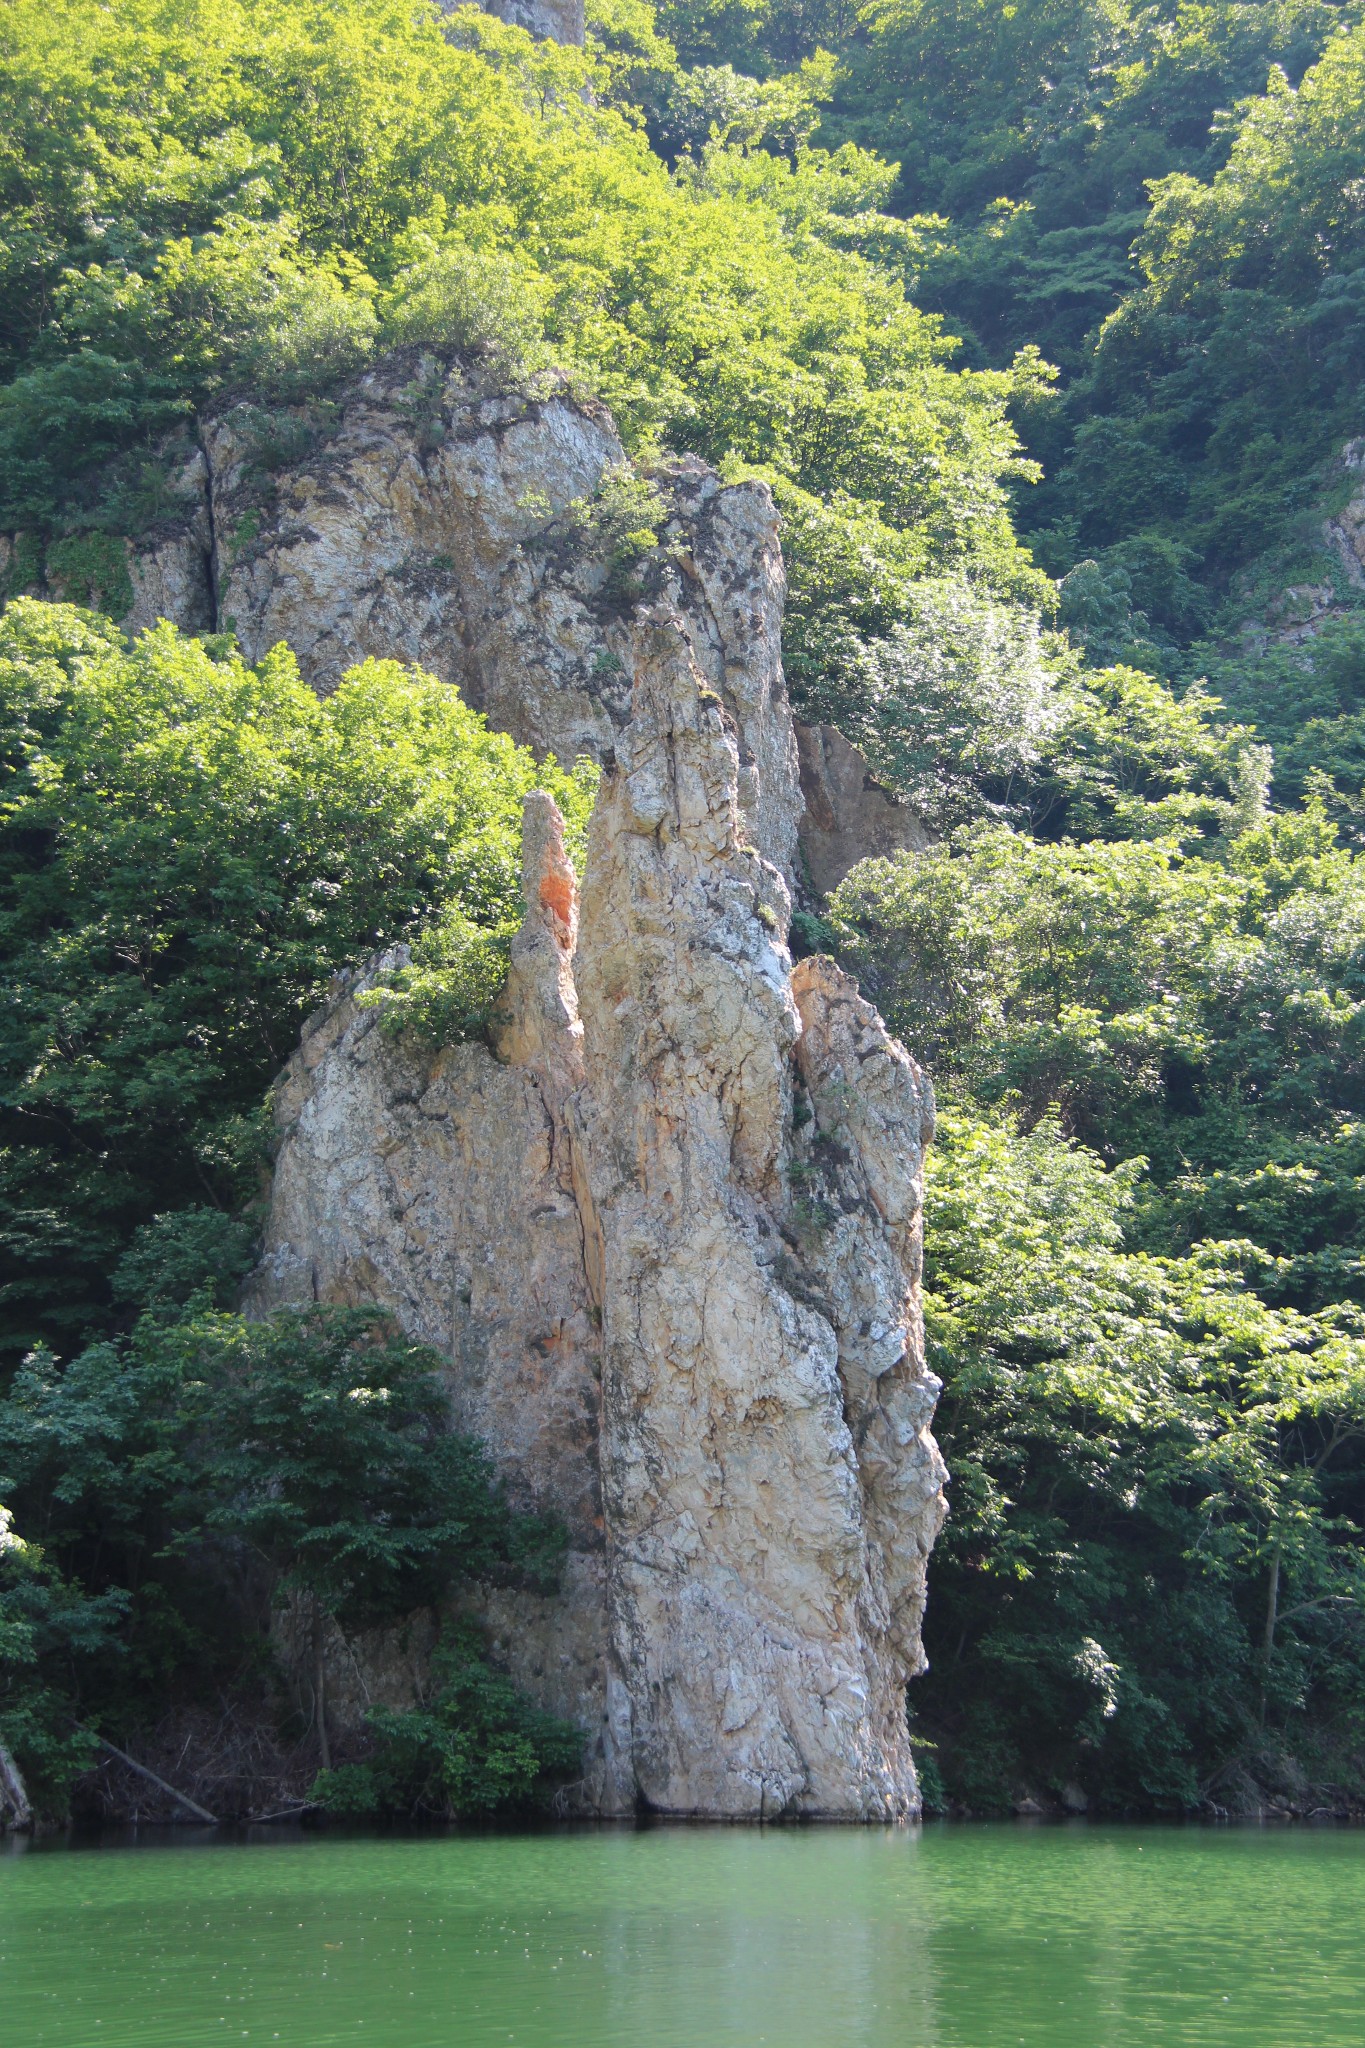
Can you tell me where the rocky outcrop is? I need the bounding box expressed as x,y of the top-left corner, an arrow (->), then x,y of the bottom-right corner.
1325,438 -> 1365,591
11,356 -> 935,897
1242,437 -> 1365,649
243,801 -> 614,1799
199,367 -> 619,707
4,348 -> 945,1811
572,609 -> 944,1815
122,453 -> 217,637
82,356 -> 802,884
796,721 -> 931,898
249,608 -> 945,1818
475,0 -> 584,41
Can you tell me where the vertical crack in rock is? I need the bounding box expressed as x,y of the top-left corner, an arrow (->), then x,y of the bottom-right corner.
245,814 -> 620,1806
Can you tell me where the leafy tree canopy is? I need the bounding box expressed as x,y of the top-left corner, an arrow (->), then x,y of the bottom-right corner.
0,0 -> 1045,652
0,600 -> 593,1357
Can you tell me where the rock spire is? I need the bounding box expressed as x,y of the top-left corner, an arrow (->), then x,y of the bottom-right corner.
248,596 -> 946,1817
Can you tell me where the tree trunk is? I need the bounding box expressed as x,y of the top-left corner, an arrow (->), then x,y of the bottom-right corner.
1259,1541 -> 1282,1727
94,1736 -> 217,1826
314,1602 -> 332,1773
0,1739 -> 32,1831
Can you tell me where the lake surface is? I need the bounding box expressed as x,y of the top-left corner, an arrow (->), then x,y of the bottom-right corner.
2,1821 -> 1362,2048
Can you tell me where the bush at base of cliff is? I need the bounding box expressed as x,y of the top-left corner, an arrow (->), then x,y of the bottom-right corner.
0,1507 -> 111,1823
311,1628 -> 583,1821
0,1266 -> 569,1819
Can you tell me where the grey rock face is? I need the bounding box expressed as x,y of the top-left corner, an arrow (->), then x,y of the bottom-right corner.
795,721 -> 931,898
1240,438 -> 1365,650
245,811 -> 623,1809
574,609 -> 945,1816
201,366 -> 621,709
249,607 -> 946,1817
476,0 -> 584,42
105,357 -> 803,885
122,451 -> 216,637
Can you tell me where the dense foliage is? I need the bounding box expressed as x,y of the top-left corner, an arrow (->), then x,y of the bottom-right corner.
311,1625 -> 584,1820
659,2 -> 1365,641
911,1110 -> 1365,1810
833,810 -> 1365,1805
0,1261 -> 571,1815
0,598 -> 590,1817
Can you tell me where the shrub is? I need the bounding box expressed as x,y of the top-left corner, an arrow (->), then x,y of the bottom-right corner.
311,1625 -> 583,1819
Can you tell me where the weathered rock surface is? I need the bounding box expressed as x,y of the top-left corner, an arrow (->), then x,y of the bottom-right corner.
1241,437 -> 1365,650
249,607 -> 946,1817
475,0 -> 584,41
1325,438 -> 1365,589
573,608 -> 944,1815
796,720 -> 932,898
2,346 -> 946,1811
60,356 -> 802,884
245,813 -> 620,1805
200,366 -> 619,708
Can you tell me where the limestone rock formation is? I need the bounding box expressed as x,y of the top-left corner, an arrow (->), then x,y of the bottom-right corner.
199,365 -> 619,708
476,0 -> 584,42
795,720 -> 932,897
243,789 -> 615,1796
1325,437 -> 1365,590
123,449 -> 216,637
573,608 -> 944,1815
84,356 -> 802,885
249,601 -> 946,1818
1242,437 -> 1365,649
3,346 -> 946,1810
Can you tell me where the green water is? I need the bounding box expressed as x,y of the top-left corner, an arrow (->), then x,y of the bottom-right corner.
2,1824 -> 1362,2048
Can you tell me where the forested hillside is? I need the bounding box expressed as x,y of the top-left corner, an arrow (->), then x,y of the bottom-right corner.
3,0 -> 1365,1820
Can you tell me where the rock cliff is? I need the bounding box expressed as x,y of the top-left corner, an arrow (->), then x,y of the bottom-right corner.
795,721 -> 932,899
6,351 -> 910,893
248,592 -> 946,1817
3,346 -> 946,1812
475,0 -> 584,41
570,610 -> 944,1815
117,356 -> 805,886
1242,437 -> 1365,650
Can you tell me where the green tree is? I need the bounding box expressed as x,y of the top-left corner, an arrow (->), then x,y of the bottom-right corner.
312,1624 -> 583,1818
0,1289 -> 569,1795
917,1107 -> 1365,1809
831,799 -> 1365,1236
0,601 -> 593,1357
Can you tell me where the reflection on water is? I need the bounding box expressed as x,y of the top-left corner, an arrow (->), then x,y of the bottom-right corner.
1,1820 -> 1362,2048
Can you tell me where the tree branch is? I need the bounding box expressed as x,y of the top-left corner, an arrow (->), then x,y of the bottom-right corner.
93,1736 -> 218,1825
